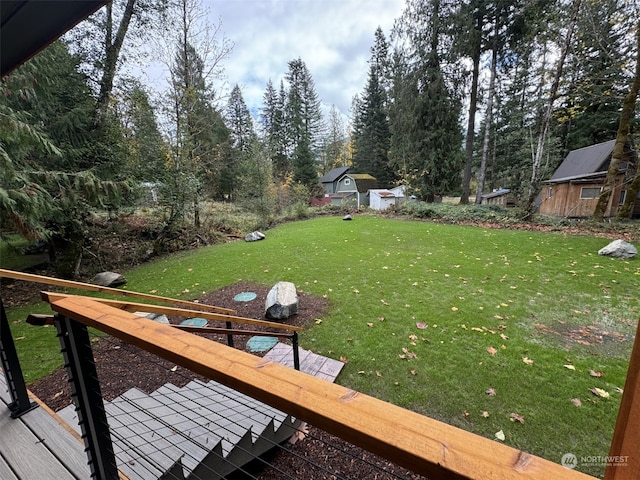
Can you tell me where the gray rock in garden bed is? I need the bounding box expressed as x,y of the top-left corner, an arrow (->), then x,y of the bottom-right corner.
265,281 -> 298,320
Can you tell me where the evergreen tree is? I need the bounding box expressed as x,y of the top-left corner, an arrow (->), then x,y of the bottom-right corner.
119,81 -> 166,183
390,0 -> 464,201
319,105 -> 348,174
285,58 -> 323,189
557,0 -> 631,151
226,84 -> 256,152
260,80 -> 290,180
352,27 -> 395,188
169,39 -> 230,224
0,41 -> 131,277
225,84 -> 256,200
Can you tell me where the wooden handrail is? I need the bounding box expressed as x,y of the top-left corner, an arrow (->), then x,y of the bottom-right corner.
47,295 -> 596,480
0,268 -> 236,314
26,313 -> 296,339
40,292 -> 302,332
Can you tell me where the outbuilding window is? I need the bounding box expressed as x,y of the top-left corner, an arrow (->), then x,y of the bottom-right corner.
344,179 -> 351,186
580,187 -> 601,199
619,190 -> 627,205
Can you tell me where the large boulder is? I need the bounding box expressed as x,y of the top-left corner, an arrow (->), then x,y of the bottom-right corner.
245,231 -> 266,242
598,239 -> 637,259
265,281 -> 298,320
92,271 -> 127,287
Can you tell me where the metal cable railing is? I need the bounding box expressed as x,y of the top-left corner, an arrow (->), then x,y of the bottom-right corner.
85,333 -> 425,480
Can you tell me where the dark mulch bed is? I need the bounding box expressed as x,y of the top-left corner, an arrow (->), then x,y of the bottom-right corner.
23,281 -> 424,480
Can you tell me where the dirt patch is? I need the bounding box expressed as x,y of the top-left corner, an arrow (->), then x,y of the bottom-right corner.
533,321 -> 632,357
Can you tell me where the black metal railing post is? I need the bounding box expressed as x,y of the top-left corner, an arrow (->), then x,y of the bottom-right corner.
225,320 -> 235,348
55,314 -> 119,480
292,332 -> 300,371
0,297 -> 37,418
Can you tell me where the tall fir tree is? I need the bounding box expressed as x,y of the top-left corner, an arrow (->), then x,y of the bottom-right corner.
260,79 -> 290,180
390,0 -> 464,201
352,27 -> 396,188
285,58 -> 323,188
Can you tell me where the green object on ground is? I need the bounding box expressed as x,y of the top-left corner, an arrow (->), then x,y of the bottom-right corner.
181,317 -> 208,327
234,292 -> 257,302
246,336 -> 278,353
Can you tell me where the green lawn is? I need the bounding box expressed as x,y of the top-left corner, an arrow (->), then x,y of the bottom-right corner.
6,215 -> 638,477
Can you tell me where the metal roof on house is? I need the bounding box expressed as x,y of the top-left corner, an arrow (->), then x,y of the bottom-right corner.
481,188 -> 510,199
1,0 -> 107,77
320,166 -> 350,184
548,140 -> 616,183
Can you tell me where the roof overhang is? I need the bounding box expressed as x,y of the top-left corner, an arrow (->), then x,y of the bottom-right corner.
1,0 -> 107,77
544,171 -> 611,184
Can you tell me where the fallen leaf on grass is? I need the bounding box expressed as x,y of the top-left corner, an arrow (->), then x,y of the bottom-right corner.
410,369 -> 417,375
486,387 -> 497,396
340,356 -> 348,363
416,322 -> 427,329
495,430 -> 506,441
522,357 -> 534,365
376,370 -> 382,377
500,333 -> 509,340
482,411 -> 490,418
367,322 -> 374,327
589,370 -> 603,378
615,387 -> 624,394
509,413 -> 525,424
486,346 -> 497,356
590,387 -> 610,398
571,398 -> 582,407
563,364 -> 576,370
315,319 -> 323,324
451,306 -> 459,312
463,410 -> 470,418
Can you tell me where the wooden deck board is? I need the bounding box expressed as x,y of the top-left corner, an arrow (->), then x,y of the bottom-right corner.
1,372 -> 89,480
0,405 -> 77,479
263,342 -> 344,383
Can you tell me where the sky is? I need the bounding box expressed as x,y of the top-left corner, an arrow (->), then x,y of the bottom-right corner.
202,0 -> 406,123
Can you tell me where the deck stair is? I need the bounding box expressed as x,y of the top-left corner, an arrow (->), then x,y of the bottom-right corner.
57,343 -> 344,480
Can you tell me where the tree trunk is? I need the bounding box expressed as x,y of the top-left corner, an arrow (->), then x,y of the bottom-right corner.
460,15 -> 482,205
94,0 -> 137,130
618,138 -> 640,219
524,0 -> 581,217
475,23 -> 498,205
605,21 -> 640,220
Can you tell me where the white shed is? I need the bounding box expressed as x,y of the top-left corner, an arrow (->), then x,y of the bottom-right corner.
370,189 -> 398,211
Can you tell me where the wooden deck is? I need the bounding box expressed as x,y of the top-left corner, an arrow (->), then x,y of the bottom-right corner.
0,372 -> 90,480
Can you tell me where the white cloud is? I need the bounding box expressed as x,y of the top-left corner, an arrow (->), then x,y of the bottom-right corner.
206,0 -> 405,121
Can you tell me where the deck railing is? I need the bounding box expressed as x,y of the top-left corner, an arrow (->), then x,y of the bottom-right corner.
1,270 -> 639,479
42,294 -> 634,480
